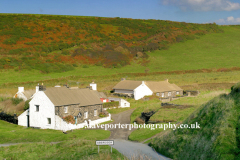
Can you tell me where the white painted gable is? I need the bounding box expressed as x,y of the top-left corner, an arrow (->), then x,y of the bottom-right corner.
133,81 -> 153,100
29,91 -> 55,129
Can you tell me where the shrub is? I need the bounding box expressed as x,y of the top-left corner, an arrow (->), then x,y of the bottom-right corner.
103,101 -> 119,108
24,99 -> 31,110
82,64 -> 89,68
99,112 -> 108,117
11,98 -> 23,105
63,115 -> 75,124
134,117 -> 145,124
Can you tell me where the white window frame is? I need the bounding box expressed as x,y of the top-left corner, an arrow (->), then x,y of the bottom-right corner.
36,105 -> 39,112
64,106 -> 68,113
168,92 -> 172,96
47,118 -> 51,125
94,109 -> 97,116
161,93 -> 164,98
156,92 -> 160,96
176,91 -> 180,95
84,111 -> 88,119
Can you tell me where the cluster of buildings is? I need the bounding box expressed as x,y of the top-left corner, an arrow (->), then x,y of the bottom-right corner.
16,79 -> 183,131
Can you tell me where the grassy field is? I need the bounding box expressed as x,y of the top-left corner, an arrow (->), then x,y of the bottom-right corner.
128,89 -> 230,142
0,120 -> 110,144
0,139 -> 126,160
128,124 -> 166,142
0,120 -> 127,159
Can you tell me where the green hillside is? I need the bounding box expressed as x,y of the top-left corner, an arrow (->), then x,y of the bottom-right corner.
0,14 -> 222,71
149,83 -> 240,160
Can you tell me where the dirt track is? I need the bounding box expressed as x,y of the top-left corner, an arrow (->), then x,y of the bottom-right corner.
107,109 -> 136,140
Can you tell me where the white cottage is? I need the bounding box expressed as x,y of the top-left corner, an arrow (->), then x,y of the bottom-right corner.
18,86 -> 111,131
113,79 -> 183,100
13,87 -> 37,101
113,80 -> 153,100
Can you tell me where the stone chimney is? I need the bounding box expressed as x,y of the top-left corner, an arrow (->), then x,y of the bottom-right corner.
18,87 -> 24,93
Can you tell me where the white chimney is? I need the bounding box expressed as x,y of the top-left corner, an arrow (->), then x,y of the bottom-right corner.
165,79 -> 168,82
142,81 -> 144,85
90,82 -> 97,91
36,86 -> 39,93
18,87 -> 24,93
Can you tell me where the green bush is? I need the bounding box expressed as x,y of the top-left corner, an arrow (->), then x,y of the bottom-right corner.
11,98 -> 23,105
103,101 -> 119,108
24,99 -> 31,110
82,64 -> 89,68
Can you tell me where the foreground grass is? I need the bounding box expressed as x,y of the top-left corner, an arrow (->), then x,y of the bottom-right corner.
0,139 -> 126,160
0,120 -> 110,144
128,124 -> 166,142
149,83 -> 240,160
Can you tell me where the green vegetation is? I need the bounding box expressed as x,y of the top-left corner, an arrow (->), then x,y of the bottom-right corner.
0,14 -> 223,72
0,139 -> 126,160
0,120 -> 110,144
24,99 -> 31,110
128,124 -> 165,142
129,90 -> 229,142
11,98 -> 23,105
149,84 -> 240,159
103,101 -> 119,108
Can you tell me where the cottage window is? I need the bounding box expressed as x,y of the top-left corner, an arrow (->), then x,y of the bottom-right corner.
47,118 -> 51,124
124,103 -> 127,106
84,111 -> 88,119
156,92 -> 160,96
64,106 -> 68,113
36,105 -> 39,112
94,109 -> 97,116
168,92 -> 172,96
77,112 -> 82,118
176,91 -> 180,95
161,93 -> 164,98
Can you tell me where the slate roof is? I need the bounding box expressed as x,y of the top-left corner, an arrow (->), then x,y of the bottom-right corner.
113,80 -> 183,92
21,90 -> 35,99
145,81 -> 183,92
44,87 -> 103,107
113,80 -> 143,90
92,91 -> 108,99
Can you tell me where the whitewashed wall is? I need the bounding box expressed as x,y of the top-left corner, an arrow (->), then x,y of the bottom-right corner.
88,113 -> 111,126
55,115 -> 88,131
134,82 -> 153,100
18,109 -> 29,127
29,91 -> 55,129
119,99 -> 130,108
14,92 -> 27,101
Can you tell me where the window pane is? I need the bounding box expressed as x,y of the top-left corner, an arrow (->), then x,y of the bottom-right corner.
47,118 -> 51,124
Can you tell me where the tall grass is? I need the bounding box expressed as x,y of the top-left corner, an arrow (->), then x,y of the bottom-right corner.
149,84 -> 240,159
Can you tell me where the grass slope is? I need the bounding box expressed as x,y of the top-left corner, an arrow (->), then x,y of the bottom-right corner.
0,120 -> 110,144
0,14 -> 222,71
0,25 -> 239,87
149,83 -> 240,160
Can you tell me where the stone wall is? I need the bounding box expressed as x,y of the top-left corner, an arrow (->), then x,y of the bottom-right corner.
55,104 -> 103,124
